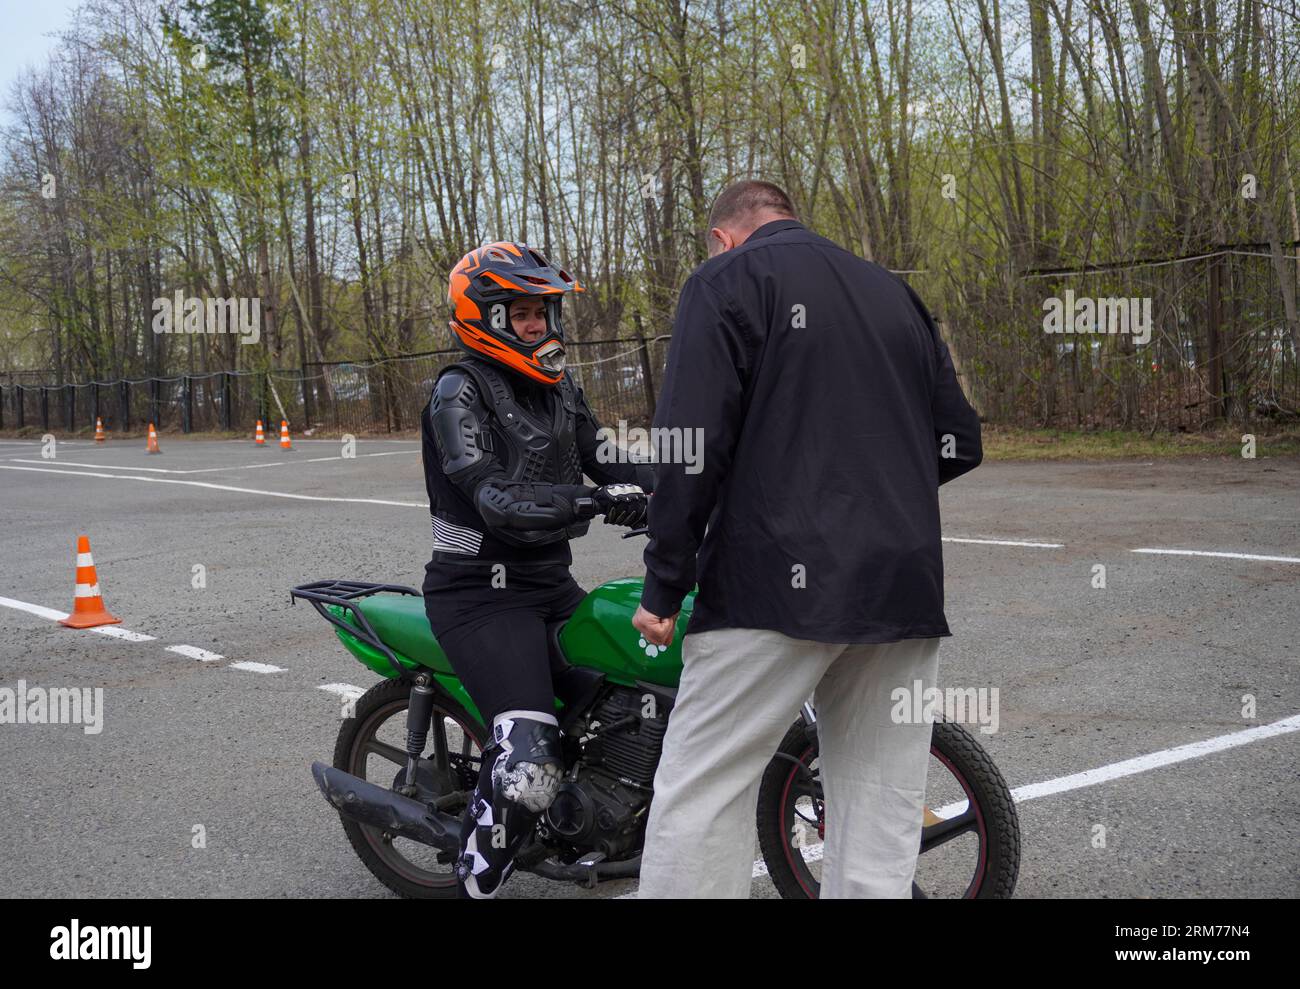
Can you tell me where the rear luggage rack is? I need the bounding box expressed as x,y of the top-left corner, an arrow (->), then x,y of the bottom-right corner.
290,580 -> 419,675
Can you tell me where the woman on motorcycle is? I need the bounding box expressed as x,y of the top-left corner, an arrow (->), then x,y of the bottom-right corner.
421,242 -> 654,898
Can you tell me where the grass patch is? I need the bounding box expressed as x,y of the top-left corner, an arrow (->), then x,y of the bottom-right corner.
5,424 -> 1299,461
982,426 -> 1300,460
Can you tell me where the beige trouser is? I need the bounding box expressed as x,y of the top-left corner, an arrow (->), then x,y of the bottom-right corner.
637,627 -> 941,898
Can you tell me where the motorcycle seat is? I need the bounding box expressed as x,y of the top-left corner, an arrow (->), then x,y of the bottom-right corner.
352,593 -> 454,675
351,595 -> 602,727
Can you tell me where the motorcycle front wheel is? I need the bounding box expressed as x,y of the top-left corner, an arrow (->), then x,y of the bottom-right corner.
756,717 -> 1020,898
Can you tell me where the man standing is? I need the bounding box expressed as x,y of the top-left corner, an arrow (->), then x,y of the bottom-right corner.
632,180 -> 982,898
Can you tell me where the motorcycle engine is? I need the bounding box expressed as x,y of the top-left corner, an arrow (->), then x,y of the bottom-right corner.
543,688 -> 668,860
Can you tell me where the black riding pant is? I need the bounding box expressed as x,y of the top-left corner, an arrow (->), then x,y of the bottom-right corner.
422,559 -> 587,730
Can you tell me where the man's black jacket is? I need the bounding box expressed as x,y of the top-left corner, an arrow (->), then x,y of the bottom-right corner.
640,219 -> 982,643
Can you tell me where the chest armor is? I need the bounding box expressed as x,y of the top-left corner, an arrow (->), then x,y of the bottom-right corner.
450,359 -> 585,486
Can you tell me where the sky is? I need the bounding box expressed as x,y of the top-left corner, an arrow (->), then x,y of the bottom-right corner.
0,0 -> 83,125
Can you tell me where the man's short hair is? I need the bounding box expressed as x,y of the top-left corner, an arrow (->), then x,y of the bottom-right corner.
708,180 -> 798,230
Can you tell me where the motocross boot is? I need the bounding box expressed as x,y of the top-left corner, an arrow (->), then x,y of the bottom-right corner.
457,711 -> 563,898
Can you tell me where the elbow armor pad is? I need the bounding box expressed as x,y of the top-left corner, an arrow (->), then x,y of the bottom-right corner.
475,481 -> 580,546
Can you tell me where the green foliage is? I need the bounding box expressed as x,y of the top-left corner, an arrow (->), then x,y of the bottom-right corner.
0,0 -> 1296,428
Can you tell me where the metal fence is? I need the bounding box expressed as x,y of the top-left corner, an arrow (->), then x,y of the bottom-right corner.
9,273 -> 1296,436
0,336 -> 671,437
913,250 -> 1300,430
0,370 -> 284,436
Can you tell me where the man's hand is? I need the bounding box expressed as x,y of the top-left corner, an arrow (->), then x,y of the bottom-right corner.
633,604 -> 678,647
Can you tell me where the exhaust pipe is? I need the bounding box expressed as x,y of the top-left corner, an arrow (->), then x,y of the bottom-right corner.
312,762 -> 462,853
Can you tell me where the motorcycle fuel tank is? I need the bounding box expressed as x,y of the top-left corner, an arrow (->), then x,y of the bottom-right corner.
558,578 -> 695,687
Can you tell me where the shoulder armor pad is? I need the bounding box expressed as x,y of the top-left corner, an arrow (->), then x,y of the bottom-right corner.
433,367 -> 481,408
430,369 -> 491,475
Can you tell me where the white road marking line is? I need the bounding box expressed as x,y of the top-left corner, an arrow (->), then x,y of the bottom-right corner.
0,595 -> 156,640
318,683 -> 366,701
1131,547 -> 1300,565
4,438 -> 415,446
89,626 -> 156,642
0,440 -> 92,448
4,467 -> 1074,544
183,450 -> 417,472
0,597 -> 283,672
0,595 -> 69,621
1003,712 -> 1300,803
229,661 -> 285,674
242,438 -> 417,444
618,712 -> 1300,896
0,465 -> 424,507
946,540 -> 1066,548
166,644 -> 224,662
6,459 -> 177,472
8,450 -> 417,474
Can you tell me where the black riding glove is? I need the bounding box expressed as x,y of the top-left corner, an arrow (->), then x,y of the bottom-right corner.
592,483 -> 648,527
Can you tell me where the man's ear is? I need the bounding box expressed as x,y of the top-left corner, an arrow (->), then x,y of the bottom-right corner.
708,226 -> 733,257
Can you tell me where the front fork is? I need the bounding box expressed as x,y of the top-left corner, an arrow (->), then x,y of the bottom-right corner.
798,701 -> 824,839
800,701 -> 817,743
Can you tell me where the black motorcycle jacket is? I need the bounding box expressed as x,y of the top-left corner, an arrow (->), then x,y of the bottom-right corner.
421,356 -> 656,566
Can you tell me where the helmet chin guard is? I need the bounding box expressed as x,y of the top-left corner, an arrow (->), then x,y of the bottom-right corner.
533,338 -> 566,375
447,242 -> 583,385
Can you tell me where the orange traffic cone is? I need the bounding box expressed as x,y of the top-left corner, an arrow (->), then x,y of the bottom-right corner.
279,420 -> 293,451
59,536 -> 122,629
254,420 -> 265,445
146,422 -> 162,454
95,417 -> 105,443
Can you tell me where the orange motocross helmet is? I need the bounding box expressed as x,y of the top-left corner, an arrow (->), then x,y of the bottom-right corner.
447,242 -> 584,386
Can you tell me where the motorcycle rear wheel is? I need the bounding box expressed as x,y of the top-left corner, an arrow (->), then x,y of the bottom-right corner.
331,677 -> 486,898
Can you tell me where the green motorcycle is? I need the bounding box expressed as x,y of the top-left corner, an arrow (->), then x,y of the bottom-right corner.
292,544 -> 1020,899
